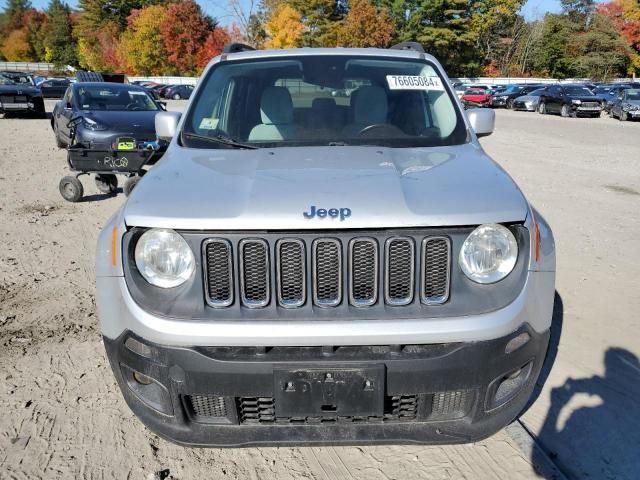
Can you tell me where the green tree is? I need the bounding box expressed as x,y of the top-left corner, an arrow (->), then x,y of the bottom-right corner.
570,11 -> 630,79
44,0 -> 77,67
531,14 -> 575,77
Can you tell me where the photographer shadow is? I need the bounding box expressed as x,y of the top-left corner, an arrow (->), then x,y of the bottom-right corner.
533,327 -> 640,479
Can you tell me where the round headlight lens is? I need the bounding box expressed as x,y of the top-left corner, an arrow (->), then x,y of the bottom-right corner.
459,224 -> 518,284
134,228 -> 195,288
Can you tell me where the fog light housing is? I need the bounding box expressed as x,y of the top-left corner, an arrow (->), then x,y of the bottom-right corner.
486,361 -> 533,410
121,364 -> 173,415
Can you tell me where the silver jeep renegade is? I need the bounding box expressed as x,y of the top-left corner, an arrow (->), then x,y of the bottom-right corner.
96,43 -> 555,447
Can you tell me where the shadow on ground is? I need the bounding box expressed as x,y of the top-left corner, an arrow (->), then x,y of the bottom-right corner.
532,294 -> 640,479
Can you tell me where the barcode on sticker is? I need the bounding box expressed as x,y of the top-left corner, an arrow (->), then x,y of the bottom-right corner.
386,75 -> 444,91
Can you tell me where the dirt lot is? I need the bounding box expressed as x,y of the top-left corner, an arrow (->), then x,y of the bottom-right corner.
0,103 -> 639,480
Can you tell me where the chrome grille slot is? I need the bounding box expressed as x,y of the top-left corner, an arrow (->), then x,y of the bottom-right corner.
239,239 -> 270,307
421,237 -> 451,304
349,238 -> 378,306
385,238 -> 415,305
277,239 -> 306,307
313,239 -> 342,307
203,239 -> 233,307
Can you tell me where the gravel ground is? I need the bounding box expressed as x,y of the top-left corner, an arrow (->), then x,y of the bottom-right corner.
0,103 -> 638,479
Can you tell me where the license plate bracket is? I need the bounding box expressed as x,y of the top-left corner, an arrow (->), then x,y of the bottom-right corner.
274,366 -> 385,418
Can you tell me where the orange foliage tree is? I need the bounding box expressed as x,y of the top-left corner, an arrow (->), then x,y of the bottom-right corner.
264,4 -> 305,49
1,28 -> 30,61
161,0 -> 213,75
336,0 -> 394,48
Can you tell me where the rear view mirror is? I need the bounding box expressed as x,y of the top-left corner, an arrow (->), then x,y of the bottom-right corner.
466,108 -> 495,138
155,111 -> 182,141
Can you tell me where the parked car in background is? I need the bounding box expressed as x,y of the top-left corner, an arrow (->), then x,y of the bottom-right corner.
512,88 -> 547,112
603,84 -> 633,114
538,84 -> 602,118
51,82 -> 163,149
491,84 -> 542,109
164,84 -> 194,100
461,88 -> 492,108
0,74 -> 45,117
38,78 -> 71,98
609,88 -> 640,121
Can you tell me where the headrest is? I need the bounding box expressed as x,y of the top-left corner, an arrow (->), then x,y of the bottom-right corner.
260,86 -> 293,125
352,86 -> 388,125
312,97 -> 337,110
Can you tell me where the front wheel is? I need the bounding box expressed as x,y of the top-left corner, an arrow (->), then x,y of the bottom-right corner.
172,93 -> 181,100
620,111 -> 628,121
561,104 -> 571,118
59,176 -> 84,202
123,176 -> 140,196
507,99 -> 514,109
538,103 -> 546,114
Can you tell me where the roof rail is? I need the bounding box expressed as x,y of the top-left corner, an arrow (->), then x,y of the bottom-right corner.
222,43 -> 256,54
390,42 -> 425,53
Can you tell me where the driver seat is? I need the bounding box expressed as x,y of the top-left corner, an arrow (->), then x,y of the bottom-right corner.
342,86 -> 389,137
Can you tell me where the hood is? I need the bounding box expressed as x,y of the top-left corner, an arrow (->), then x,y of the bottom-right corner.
0,85 -> 40,95
124,144 -> 529,230
81,110 -> 158,133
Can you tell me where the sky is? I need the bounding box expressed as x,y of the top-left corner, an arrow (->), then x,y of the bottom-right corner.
26,0 -> 605,24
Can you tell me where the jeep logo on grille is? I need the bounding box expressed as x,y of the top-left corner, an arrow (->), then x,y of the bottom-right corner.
303,205 -> 351,221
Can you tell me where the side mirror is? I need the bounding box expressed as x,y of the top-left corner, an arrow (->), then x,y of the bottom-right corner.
158,101 -> 167,111
65,101 -> 72,109
155,111 -> 181,142
466,108 -> 495,138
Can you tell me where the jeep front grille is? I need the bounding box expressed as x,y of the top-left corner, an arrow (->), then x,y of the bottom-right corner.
203,233 -> 451,309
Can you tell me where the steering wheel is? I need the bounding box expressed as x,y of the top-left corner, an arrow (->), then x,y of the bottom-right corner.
125,103 -> 143,111
357,123 -> 405,137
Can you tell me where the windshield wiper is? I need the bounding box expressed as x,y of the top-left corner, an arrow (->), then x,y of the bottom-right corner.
182,132 -> 258,149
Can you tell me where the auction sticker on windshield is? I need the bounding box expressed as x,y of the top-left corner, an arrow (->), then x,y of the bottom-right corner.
386,75 -> 444,91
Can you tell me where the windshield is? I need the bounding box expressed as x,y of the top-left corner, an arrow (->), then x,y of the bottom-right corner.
527,89 -> 545,96
183,55 -> 467,149
0,75 -> 16,85
75,85 -> 158,111
625,89 -> 640,101
564,86 -> 594,97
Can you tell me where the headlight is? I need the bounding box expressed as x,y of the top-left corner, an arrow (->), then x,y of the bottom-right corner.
135,228 -> 195,288
82,117 -> 107,130
572,99 -> 582,105
459,224 -> 518,284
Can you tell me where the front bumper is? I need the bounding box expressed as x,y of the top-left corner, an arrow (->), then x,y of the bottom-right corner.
0,97 -> 44,113
104,324 -> 549,447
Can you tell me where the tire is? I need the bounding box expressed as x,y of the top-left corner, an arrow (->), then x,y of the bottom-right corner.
172,93 -> 181,100
95,174 -> 118,194
561,104 -> 571,118
506,99 -> 514,109
53,123 -> 66,148
620,111 -> 628,122
538,103 -> 546,115
123,176 -> 140,197
59,176 -> 83,202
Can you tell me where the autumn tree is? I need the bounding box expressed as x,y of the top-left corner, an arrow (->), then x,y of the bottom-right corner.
599,0 -> 640,75
1,27 -> 29,60
76,0 -> 161,71
118,4 -> 169,75
264,4 -> 305,49
23,9 -> 47,60
160,0 -> 214,75
198,27 -> 231,69
336,0 -> 393,48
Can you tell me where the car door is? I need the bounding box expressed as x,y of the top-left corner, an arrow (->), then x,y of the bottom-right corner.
53,80 -> 68,97
56,87 -> 75,143
547,86 -> 562,112
611,92 -> 623,117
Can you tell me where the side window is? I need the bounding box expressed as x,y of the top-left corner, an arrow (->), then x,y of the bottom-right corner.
64,88 -> 73,106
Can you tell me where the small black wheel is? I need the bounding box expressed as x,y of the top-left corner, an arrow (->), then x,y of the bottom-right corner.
123,176 -> 140,196
59,176 -> 84,202
95,174 -> 118,194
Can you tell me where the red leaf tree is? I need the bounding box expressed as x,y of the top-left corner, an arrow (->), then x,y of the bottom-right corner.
160,0 -> 213,75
